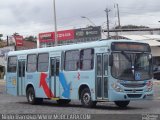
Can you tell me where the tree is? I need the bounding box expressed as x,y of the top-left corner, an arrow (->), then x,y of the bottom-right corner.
13,32 -> 20,36
0,34 -> 3,41
24,36 -> 37,42
12,33 -> 37,42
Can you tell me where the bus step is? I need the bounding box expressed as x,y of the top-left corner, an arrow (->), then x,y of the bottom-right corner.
96,98 -> 109,102
50,97 -> 60,100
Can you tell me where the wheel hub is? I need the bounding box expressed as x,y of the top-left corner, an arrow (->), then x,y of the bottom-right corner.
29,92 -> 33,102
83,93 -> 90,104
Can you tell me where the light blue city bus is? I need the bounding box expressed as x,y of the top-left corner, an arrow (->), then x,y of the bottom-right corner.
6,39 -> 153,108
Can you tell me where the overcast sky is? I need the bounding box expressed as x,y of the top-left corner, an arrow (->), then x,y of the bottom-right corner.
0,0 -> 160,37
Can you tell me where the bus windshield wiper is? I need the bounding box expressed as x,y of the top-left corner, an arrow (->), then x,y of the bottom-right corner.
121,51 -> 131,62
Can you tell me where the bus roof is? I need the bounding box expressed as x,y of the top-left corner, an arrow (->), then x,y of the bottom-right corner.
8,39 -> 148,56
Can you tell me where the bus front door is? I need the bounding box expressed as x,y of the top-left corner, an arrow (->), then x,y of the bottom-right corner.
96,54 -> 108,100
18,60 -> 25,96
50,58 -> 60,98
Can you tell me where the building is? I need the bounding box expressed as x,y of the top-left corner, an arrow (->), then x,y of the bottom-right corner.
0,40 -> 36,79
15,40 -> 36,51
0,45 -> 14,79
38,26 -> 102,48
104,28 -> 160,36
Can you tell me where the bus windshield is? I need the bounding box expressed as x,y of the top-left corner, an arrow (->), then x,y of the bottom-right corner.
111,52 -> 152,81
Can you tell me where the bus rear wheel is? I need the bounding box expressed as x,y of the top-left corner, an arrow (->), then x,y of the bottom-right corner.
26,87 -> 43,105
114,101 -> 130,108
80,88 -> 97,108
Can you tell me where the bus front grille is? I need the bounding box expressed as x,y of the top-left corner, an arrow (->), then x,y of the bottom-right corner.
124,89 -> 143,92
121,83 -> 145,88
127,94 -> 142,98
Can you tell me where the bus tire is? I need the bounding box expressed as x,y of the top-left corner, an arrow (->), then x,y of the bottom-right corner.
26,87 -> 37,105
114,101 -> 130,108
80,88 -> 97,108
57,99 -> 71,105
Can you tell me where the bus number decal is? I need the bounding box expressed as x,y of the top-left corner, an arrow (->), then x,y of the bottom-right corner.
39,73 -> 54,98
12,79 -> 16,85
59,72 -> 70,98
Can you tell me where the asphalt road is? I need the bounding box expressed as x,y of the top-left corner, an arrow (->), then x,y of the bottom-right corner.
0,80 -> 160,120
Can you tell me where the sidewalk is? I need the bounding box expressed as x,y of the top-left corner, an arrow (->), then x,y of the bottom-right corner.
153,80 -> 160,84
153,80 -> 160,100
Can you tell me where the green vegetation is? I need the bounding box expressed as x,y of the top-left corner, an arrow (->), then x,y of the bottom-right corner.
24,36 -> 37,43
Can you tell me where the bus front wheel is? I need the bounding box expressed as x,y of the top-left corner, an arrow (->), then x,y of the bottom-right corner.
114,101 -> 130,108
80,88 -> 97,108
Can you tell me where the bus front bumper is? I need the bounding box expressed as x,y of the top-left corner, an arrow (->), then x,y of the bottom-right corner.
108,90 -> 154,101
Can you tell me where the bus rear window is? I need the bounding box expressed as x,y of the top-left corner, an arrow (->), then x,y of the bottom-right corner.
8,56 -> 17,73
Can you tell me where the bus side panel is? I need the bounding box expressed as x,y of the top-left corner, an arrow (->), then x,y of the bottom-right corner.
61,71 -> 95,100
6,73 -> 17,96
25,73 -> 48,98
77,71 -> 96,100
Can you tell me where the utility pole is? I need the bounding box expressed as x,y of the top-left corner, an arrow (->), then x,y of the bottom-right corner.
104,8 -> 111,39
53,0 -> 58,46
116,3 -> 121,28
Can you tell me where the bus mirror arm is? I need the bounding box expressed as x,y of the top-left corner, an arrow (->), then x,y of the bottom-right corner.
49,72 -> 51,78
109,54 -> 113,66
49,68 -> 52,78
149,54 -> 152,64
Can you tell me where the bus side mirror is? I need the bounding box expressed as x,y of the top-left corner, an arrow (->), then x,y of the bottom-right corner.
109,54 -> 113,66
149,54 -> 152,64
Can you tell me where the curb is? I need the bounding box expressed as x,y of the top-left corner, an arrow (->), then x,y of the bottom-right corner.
154,97 -> 160,100
153,80 -> 160,85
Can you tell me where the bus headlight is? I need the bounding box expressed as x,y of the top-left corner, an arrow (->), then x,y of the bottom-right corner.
112,83 -> 123,92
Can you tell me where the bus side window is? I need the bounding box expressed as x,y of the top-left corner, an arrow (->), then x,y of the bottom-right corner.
50,59 -> 59,76
80,48 -> 94,70
61,51 -> 64,70
27,54 -> 37,72
18,61 -> 25,77
18,61 -> 22,77
51,59 -> 55,76
38,53 -> 49,72
64,50 -> 79,71
104,55 -> 108,76
56,60 -> 59,76
8,56 -> 17,73
97,55 -> 102,75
